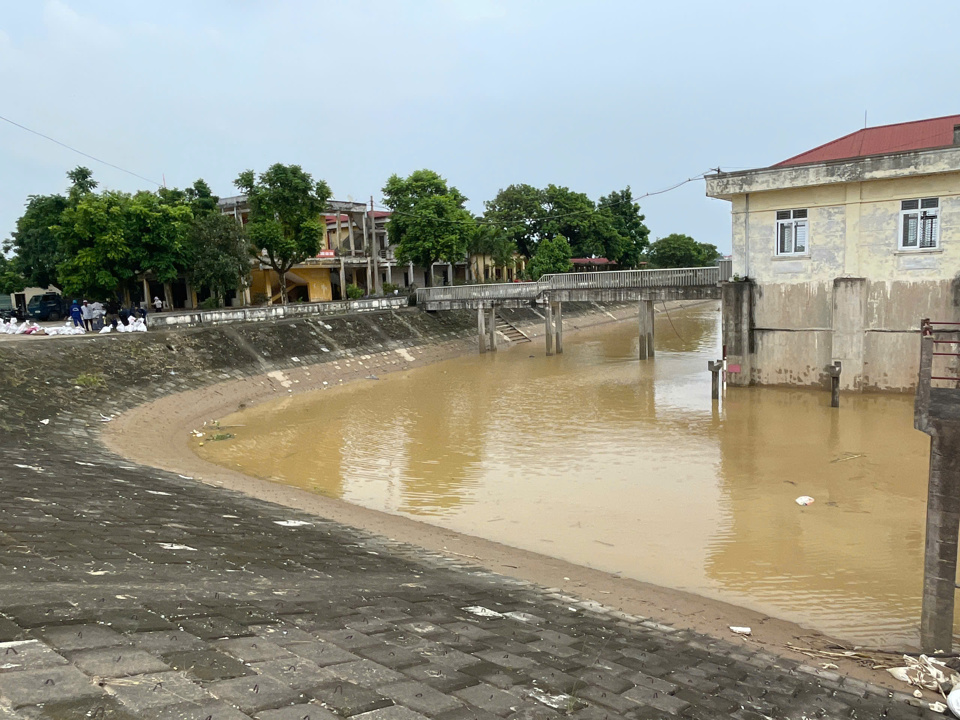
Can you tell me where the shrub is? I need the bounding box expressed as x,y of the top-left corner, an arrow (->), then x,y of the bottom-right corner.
382,282 -> 400,294
345,284 -> 365,300
199,296 -> 220,310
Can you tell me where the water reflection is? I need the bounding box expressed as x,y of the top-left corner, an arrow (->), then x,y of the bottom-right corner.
198,303 -> 934,645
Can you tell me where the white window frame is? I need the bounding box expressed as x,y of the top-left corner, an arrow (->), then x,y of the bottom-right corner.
899,198 -> 940,251
775,209 -> 808,256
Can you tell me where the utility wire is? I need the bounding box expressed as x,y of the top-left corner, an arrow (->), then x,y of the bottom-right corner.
0,114 -> 162,187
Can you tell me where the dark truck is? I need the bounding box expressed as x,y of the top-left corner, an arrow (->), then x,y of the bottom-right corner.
0,294 -> 15,321
26,292 -> 69,321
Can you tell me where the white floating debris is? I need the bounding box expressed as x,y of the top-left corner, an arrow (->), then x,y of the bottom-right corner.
13,464 -> 43,473
946,685 -> 960,717
529,689 -> 575,710
157,543 -> 197,551
75,461 -> 96,467
887,654 -> 960,692
177,475 -> 193,480
463,606 -> 504,618
930,700 -> 946,714
274,520 -> 312,527
39,419 -> 49,425
729,626 -> 752,636
795,496 -> 815,506
147,490 -> 172,496
0,640 -> 37,648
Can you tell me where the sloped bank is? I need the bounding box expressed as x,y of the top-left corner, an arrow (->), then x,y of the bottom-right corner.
0,300 -> 924,701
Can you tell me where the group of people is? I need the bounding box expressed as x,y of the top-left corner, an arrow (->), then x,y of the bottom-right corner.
69,296 -> 162,331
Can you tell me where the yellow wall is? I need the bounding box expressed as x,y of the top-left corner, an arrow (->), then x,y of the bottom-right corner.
297,267 -> 333,302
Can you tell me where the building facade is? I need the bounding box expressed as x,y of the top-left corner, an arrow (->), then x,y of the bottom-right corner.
706,114 -> 960,392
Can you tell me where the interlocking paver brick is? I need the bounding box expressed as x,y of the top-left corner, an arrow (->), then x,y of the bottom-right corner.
163,649 -> 254,682
0,640 -> 68,672
307,680 -> 394,716
377,680 -> 464,715
154,699 -> 253,719
67,647 -> 169,678
252,657 -> 338,691
130,630 -> 206,654
214,637 -> 295,663
353,707 -> 429,720
207,673 -> 306,714
453,684 -> 523,717
285,641 -> 360,667
0,665 -> 103,709
103,671 -> 213,712
331,659 -> 407,686
15,695 -> 139,719
36,625 -> 126,652
256,703 -> 340,720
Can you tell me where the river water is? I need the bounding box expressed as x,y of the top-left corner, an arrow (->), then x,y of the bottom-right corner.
197,303 -> 934,647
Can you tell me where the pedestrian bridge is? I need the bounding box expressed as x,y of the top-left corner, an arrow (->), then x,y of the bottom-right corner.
416,261 -> 731,358
415,262 -> 729,310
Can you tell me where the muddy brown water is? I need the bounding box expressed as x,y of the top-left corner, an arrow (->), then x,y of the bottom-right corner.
197,303 -> 934,647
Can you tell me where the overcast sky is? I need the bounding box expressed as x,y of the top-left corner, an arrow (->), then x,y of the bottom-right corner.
2,0 -> 959,255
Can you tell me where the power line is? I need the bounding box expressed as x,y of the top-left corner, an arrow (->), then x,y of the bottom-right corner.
0,114 -> 162,187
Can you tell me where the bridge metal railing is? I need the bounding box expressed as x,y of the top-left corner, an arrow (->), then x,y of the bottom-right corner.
536,265 -> 721,291
415,262 -> 731,305
415,282 -> 540,303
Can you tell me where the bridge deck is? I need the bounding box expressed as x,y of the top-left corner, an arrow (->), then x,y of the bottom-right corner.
417,262 -> 731,310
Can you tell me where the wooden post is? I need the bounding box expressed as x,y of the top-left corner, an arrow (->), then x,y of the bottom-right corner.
478,305 -> 487,354
545,301 -> 554,356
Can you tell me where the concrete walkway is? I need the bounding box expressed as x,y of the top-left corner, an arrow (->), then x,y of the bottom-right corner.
0,313 -> 940,719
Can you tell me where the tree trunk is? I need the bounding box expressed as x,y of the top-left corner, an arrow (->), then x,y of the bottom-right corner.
278,265 -> 289,305
424,263 -> 433,287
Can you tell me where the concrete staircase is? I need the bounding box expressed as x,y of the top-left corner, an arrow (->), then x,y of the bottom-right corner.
495,313 -> 531,343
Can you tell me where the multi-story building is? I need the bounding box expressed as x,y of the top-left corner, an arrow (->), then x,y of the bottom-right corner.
706,114 -> 960,391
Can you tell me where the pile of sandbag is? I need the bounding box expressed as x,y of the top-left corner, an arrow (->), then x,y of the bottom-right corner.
99,317 -> 147,334
45,321 -> 87,336
1,319 -> 47,335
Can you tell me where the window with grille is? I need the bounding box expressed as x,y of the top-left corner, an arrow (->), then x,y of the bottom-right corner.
900,198 -> 940,250
775,209 -> 808,255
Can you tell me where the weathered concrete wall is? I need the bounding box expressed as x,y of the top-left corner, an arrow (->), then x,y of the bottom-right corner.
723,278 -> 960,391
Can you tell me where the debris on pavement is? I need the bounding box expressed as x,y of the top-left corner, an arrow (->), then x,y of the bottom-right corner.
729,626 -> 752,636
795,496 -> 815,506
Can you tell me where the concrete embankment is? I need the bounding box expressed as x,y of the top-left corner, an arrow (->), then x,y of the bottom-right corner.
0,301 -> 937,719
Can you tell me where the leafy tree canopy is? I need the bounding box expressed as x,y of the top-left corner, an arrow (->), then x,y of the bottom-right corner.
189,213 -> 253,306
0,253 -> 26,295
236,163 -> 331,304
382,169 -> 472,286
646,234 -> 721,268
526,234 -> 573,280
598,186 -> 650,268
468,224 -> 517,270
5,193 -> 69,289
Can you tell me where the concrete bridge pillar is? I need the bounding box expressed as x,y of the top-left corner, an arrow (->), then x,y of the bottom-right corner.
488,305 -> 497,352
478,305 -> 487,354
554,302 -> 563,354
638,299 -> 655,359
545,302 -> 554,356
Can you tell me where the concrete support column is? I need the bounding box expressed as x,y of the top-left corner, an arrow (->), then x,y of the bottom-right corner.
366,256 -> 373,295
339,258 -> 346,300
708,360 -> 723,400
163,282 -> 174,311
831,277 -> 866,391
265,274 -> 273,305
386,262 -> 392,285
185,280 -> 197,309
488,305 -> 497,352
545,301 -> 554,356
478,305 -> 487,354
243,286 -> 252,306
142,278 -> 150,307
554,301 -> 563,354
348,217 -> 356,256
408,262 -> 414,287
447,263 -> 454,286
638,298 -> 655,359
721,281 -> 753,384
920,422 -> 960,653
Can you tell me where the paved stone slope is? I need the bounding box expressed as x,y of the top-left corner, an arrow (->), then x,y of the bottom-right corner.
0,308 -> 939,718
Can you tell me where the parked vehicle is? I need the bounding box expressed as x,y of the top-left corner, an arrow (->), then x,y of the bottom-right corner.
0,295 -> 15,321
26,293 -> 68,321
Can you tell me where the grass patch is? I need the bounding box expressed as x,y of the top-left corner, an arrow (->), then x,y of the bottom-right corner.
74,372 -> 105,388
211,432 -> 235,441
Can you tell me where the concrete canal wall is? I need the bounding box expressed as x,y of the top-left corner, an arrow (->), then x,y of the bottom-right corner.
0,302 -> 645,434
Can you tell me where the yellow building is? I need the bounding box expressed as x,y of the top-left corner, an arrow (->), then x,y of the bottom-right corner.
706,114 -> 960,391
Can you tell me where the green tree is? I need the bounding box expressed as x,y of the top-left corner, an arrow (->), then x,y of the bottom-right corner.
646,234 -> 721,268
0,254 -> 25,295
236,164 -> 331,305
526,234 -> 573,279
188,213 -> 253,307
127,191 -> 193,292
56,190 -> 139,299
5,193 -> 68,288
597,186 -> 650,267
468,224 -> 517,277
382,169 -> 473,286
482,183 -> 546,258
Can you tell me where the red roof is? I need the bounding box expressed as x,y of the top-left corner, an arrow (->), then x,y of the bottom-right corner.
571,257 -> 613,265
775,114 -> 960,167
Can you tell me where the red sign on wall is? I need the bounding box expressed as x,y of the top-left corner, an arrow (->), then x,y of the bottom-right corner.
727,364 -> 741,373
316,250 -> 335,258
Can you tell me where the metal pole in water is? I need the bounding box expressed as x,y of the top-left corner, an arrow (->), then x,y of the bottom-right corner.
708,360 -> 723,400
488,304 -> 497,352
478,305 -> 486,354
554,301 -> 563,354
545,301 -> 554,356
827,361 -> 842,408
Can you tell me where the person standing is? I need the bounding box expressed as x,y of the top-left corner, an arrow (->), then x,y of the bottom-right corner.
153,296 -> 163,313
80,300 -> 94,331
104,298 -> 120,329
69,300 -> 83,327
91,301 -> 104,330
